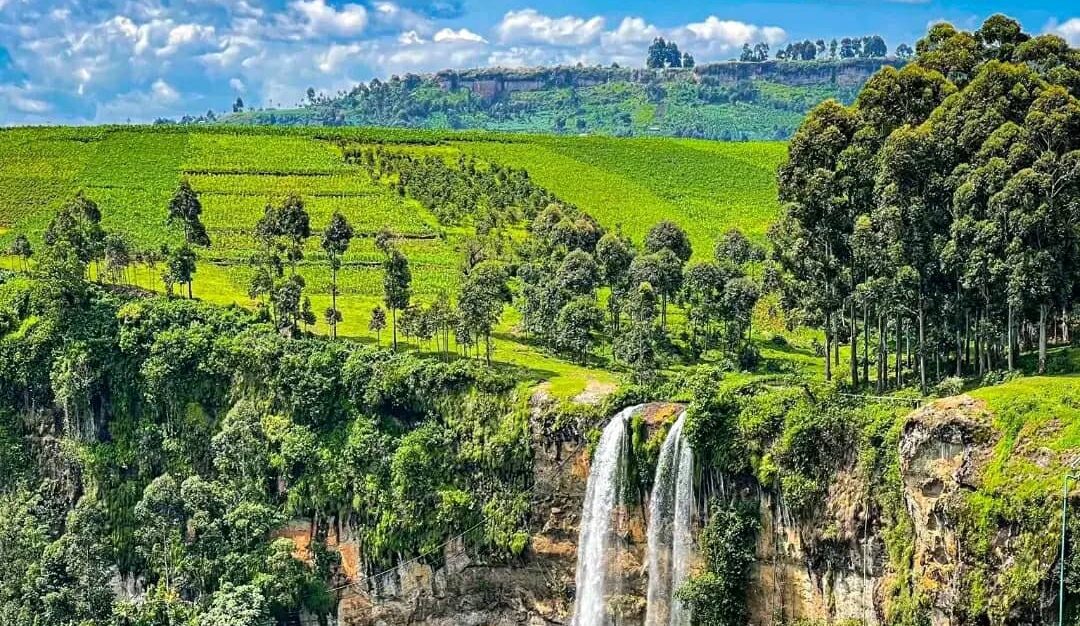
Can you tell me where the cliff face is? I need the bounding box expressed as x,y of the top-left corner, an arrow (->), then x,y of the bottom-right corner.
433,59 -> 898,101
313,395 -> 1059,626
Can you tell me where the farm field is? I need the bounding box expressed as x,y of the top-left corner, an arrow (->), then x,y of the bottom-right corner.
0,125 -> 786,396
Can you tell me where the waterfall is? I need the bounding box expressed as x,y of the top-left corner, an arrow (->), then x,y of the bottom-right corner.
571,405 -> 635,626
644,411 -> 694,626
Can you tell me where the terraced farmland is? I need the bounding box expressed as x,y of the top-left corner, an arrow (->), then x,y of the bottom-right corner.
0,125 -> 786,395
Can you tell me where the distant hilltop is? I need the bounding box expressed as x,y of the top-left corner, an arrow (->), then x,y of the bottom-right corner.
432,57 -> 899,96
200,58 -> 903,141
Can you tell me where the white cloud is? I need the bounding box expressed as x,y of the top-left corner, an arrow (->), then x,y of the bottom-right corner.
675,16 -> 787,57
317,43 -> 363,73
1048,18 -> 1080,46
604,17 -> 660,45
159,23 -> 217,56
434,27 -> 486,44
0,1 -> 790,124
1,86 -> 50,114
288,0 -> 368,39
398,30 -> 425,45
151,79 -> 180,103
496,9 -> 605,46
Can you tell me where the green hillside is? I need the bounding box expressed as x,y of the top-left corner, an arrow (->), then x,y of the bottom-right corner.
0,125 -> 786,395
215,59 -> 898,141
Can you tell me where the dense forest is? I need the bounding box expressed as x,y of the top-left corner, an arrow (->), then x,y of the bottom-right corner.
774,15 -> 1080,391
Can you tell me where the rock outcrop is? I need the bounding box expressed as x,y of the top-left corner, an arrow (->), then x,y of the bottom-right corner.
297,394 -> 1061,625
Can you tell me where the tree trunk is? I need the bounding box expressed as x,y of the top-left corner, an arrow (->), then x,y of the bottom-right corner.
824,311 -> 832,381
850,299 -> 859,387
187,281 -> 193,299
975,310 -> 984,376
895,313 -> 902,389
331,266 -> 338,339
965,309 -> 971,373
917,297 -> 927,394
863,305 -> 870,386
878,312 -> 887,394
1007,303 -> 1015,371
1039,304 -> 1048,374
392,308 -> 398,350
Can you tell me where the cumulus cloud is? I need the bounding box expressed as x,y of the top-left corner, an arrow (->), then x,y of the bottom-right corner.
1047,18 -> 1080,46
675,16 -> 787,57
282,0 -> 369,39
0,1 -> 789,124
496,9 -> 605,46
434,28 -> 486,44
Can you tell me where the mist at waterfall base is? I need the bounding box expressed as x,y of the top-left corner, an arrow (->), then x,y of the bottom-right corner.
570,406 -> 696,626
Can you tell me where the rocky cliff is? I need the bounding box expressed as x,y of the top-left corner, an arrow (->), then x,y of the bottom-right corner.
307,394 -> 1064,625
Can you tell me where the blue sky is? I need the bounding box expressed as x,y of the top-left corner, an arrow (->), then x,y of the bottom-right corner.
0,0 -> 1076,124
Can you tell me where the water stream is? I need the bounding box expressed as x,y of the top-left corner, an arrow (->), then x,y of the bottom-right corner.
643,411 -> 694,626
571,405 -> 636,626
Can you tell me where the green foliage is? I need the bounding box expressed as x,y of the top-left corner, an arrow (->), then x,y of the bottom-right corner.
219,61 -> 891,141
0,271 -> 533,623
675,499 -> 759,626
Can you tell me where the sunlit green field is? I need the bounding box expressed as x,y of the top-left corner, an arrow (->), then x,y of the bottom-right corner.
0,125 -> 786,396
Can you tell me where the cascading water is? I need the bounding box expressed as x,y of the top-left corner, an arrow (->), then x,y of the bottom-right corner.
571,405 -> 635,626
644,411 -> 694,626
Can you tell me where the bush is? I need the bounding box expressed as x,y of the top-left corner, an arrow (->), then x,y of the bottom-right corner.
737,343 -> 761,371
933,376 -> 964,397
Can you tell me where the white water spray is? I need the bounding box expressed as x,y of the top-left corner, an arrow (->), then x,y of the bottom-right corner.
571,405 -> 635,626
644,411 -> 694,626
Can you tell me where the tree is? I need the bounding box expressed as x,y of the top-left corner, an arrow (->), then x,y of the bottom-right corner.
556,249 -> 600,295
645,220 -> 693,262
369,307 -> 387,345
103,232 -> 131,285
648,38 -> 681,68
167,180 -> 211,247
201,583 -> 269,626
457,260 -> 511,363
383,249 -> 412,350
34,497 -> 115,626
596,231 -> 636,331
164,244 -> 197,298
555,297 -> 604,363
682,52 -> 695,69
896,43 -> 914,59
614,282 -> 660,382
277,193 -> 311,272
233,97 -> 245,113
134,475 -> 187,589
714,228 -> 759,267
8,233 -> 32,270
321,211 -> 354,339
976,14 -> 1029,61
682,261 -> 729,354
43,192 -> 104,277
675,500 -> 758,626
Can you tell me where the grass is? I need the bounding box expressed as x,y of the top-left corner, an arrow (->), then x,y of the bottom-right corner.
1,125 -> 785,397
454,136 -> 786,257
969,363 -> 1080,499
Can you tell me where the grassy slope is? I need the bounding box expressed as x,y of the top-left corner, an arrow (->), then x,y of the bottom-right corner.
0,126 -> 786,397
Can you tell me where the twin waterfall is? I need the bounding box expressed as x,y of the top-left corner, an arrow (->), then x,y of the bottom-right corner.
571,406 -> 696,626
